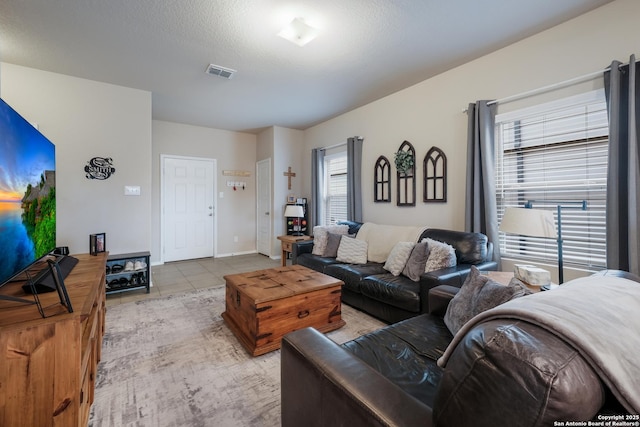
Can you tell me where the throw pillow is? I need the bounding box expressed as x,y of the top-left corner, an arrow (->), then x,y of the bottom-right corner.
336,235 -> 368,264
383,242 -> 415,276
312,225 -> 349,256
402,241 -> 430,281
444,266 -> 533,335
424,238 -> 457,272
323,232 -> 343,258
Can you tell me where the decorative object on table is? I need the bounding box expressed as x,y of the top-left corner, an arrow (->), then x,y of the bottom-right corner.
423,146 -> 447,202
499,200 -> 587,286
283,166 -> 296,190
54,246 -> 70,255
513,264 -> 551,287
395,140 -> 416,206
89,233 -> 106,255
85,157 -> 115,180
374,155 -> 391,202
284,204 -> 305,236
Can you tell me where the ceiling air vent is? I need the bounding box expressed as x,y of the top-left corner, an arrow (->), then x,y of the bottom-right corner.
205,64 -> 237,79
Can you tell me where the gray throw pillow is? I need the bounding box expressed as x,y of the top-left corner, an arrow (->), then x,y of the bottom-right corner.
444,266 -> 532,335
323,232 -> 343,258
402,242 -> 429,281
424,238 -> 457,272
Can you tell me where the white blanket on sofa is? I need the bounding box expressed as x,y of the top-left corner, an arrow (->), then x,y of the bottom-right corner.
355,222 -> 427,263
438,275 -> 640,414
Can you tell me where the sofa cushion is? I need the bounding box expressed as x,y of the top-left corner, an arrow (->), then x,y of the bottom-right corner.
360,273 -> 421,313
324,263 -> 387,294
444,266 -> 532,335
341,313 -> 451,407
337,235 -> 368,264
312,224 -> 349,256
424,238 -> 457,272
295,253 -> 342,273
402,241 -> 429,282
383,242 -> 415,276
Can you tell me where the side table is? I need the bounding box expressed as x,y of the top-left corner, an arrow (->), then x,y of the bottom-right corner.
277,235 -> 312,266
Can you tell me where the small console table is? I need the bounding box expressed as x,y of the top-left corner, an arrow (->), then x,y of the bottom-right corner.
277,235 -> 312,266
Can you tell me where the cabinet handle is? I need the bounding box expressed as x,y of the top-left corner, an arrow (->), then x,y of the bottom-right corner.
297,310 -> 310,319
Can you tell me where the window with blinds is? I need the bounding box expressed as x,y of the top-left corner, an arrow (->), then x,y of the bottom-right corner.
495,90 -> 609,271
324,154 -> 348,225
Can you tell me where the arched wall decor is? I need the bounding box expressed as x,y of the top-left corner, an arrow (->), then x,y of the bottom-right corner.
395,140 -> 416,206
374,155 -> 391,202
423,146 -> 447,202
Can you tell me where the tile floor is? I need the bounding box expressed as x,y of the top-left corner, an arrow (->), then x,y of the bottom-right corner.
105,253 -> 280,307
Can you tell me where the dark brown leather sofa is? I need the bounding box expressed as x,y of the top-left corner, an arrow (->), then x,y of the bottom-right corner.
281,270 -> 640,427
291,222 -> 497,323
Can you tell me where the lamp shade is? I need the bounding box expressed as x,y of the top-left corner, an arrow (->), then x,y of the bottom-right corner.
499,207 -> 557,238
284,205 -> 304,218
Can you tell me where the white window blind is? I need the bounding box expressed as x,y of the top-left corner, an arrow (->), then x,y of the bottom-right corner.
324,154 -> 347,225
495,90 -> 609,270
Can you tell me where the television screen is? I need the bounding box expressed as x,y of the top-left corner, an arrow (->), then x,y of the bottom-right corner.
0,98 -> 56,287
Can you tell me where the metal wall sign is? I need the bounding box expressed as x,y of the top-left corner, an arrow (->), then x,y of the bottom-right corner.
85,157 -> 116,180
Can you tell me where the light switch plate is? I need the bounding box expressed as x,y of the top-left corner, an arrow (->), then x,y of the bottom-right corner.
124,185 -> 141,196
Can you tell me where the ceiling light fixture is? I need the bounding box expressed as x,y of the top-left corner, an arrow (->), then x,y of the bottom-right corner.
277,17 -> 318,47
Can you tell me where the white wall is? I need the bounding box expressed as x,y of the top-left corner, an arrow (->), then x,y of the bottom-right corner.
152,120 -> 257,262
301,0 -> 639,281
0,63 -> 152,258
302,0 -> 638,234
256,126 -> 305,258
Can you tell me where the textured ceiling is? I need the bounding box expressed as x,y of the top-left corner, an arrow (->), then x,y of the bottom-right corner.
0,0 -> 613,133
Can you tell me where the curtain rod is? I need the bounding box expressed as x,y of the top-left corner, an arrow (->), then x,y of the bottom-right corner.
462,62 -> 626,113
317,142 -> 347,151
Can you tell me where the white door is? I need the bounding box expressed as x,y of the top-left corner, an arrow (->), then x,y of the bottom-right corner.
256,159 -> 271,256
162,156 -> 216,262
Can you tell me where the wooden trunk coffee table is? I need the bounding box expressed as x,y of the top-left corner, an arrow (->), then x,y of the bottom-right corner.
221,264 -> 345,356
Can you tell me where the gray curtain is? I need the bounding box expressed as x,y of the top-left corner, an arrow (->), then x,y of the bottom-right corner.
465,100 -> 500,264
311,148 -> 325,227
604,55 -> 640,275
347,136 -> 363,222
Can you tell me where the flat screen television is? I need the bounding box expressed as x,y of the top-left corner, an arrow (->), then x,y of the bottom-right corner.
0,97 -> 57,288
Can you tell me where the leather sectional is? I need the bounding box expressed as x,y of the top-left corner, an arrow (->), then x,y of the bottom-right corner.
281,270 -> 640,426
291,221 -> 497,323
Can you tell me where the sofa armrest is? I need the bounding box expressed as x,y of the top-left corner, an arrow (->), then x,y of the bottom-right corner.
291,240 -> 314,264
281,328 -> 433,427
428,285 -> 460,317
418,261 -> 497,313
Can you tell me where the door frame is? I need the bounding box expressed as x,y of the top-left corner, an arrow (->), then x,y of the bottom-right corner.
256,158 -> 272,257
160,154 -> 218,263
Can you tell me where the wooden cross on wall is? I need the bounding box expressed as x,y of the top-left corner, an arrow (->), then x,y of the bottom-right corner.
283,166 -> 296,190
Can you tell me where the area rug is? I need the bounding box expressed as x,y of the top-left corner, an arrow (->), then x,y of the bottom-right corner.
89,285 -> 385,427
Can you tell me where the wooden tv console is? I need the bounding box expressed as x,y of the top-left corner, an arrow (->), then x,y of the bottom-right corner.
0,252 -> 107,427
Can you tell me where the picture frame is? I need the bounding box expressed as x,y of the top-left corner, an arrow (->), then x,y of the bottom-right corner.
286,195 -> 296,204
90,233 -> 106,256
